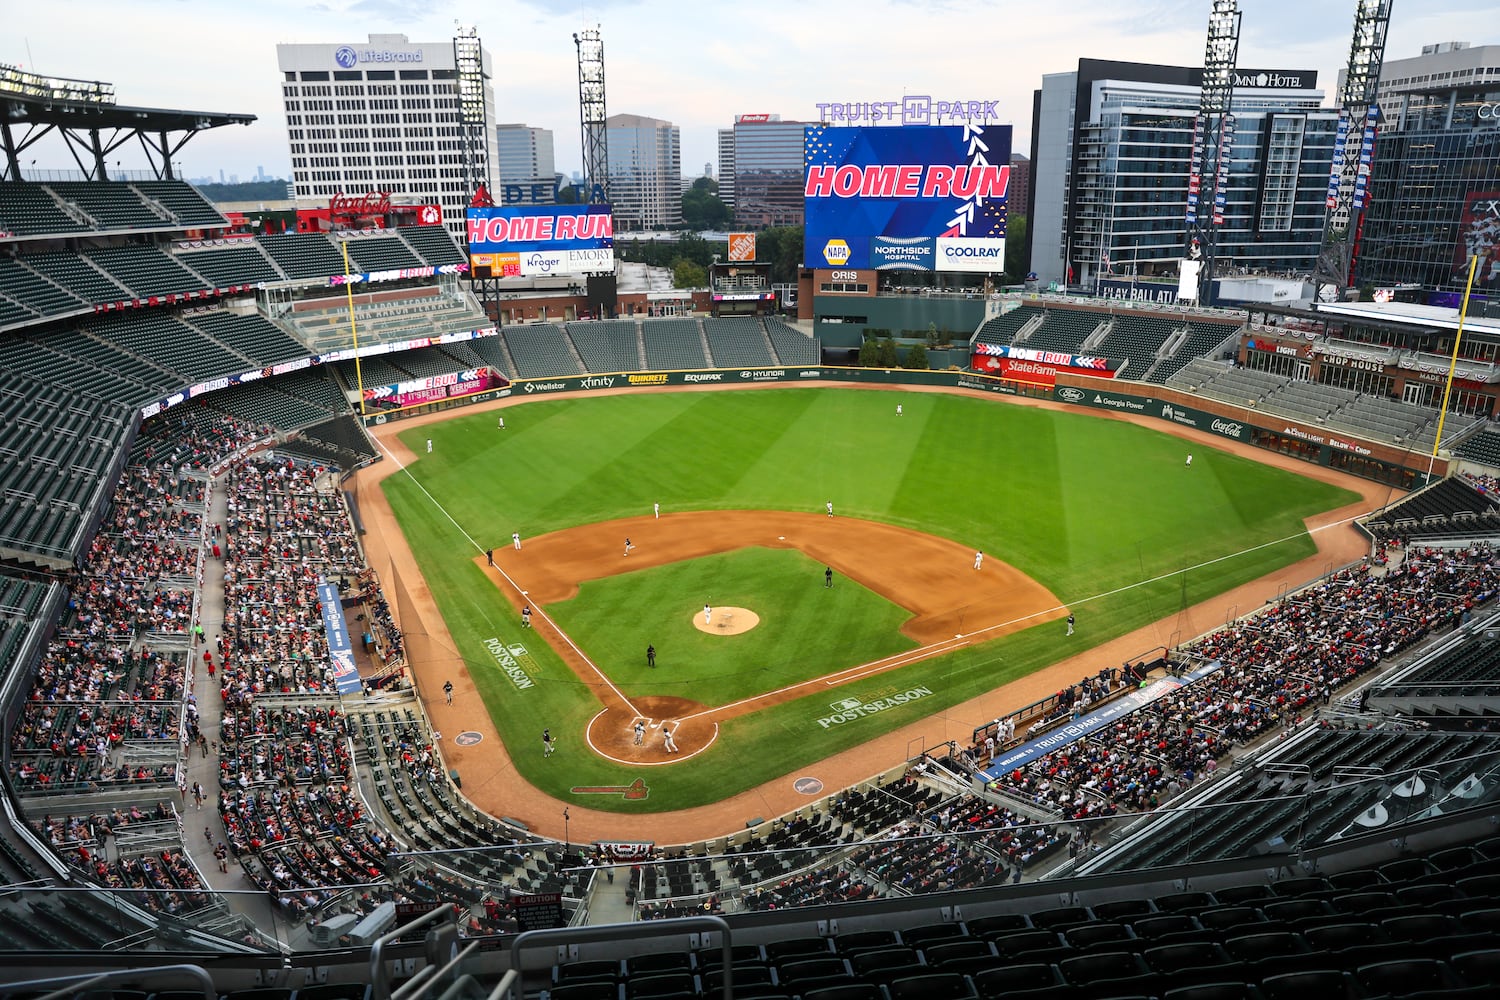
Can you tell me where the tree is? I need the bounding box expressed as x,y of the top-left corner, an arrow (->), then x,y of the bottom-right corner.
1004,215 -> 1028,281
858,338 -> 883,367
877,337 -> 899,368
681,177 -> 728,230
672,258 -> 707,289
905,343 -> 929,370
754,226 -> 804,286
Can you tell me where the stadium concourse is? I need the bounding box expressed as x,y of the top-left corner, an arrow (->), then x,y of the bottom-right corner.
357,383 -> 1391,845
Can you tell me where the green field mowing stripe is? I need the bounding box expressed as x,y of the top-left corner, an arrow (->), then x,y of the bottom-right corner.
546,547 -> 917,704
384,387 -> 1362,811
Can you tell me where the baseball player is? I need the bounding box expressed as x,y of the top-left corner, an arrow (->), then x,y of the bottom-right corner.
512,531 -> 521,550
663,726 -> 679,754
624,537 -> 634,556
825,566 -> 833,588
826,501 -> 833,517
646,644 -> 656,668
633,720 -> 646,746
974,550 -> 984,570
1066,613 -> 1075,636
897,403 -> 903,417
703,603 -> 712,625
542,729 -> 555,756
498,415 -> 505,430
521,606 -> 532,629
426,439 -> 432,453
653,502 -> 660,519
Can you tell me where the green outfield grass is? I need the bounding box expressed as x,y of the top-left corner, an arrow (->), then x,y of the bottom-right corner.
381,387 -> 1362,812
546,547 -> 918,703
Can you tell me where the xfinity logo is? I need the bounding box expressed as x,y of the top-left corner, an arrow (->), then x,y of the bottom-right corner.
1057,387 -> 1086,403
684,373 -> 725,382
581,376 -> 615,389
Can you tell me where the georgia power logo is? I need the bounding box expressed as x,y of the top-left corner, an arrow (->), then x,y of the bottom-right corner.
1057,387 -> 1086,403
335,46 -> 358,69
822,239 -> 851,266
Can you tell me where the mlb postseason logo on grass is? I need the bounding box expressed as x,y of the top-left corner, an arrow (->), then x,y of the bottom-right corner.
817,686 -> 934,728
484,636 -> 533,691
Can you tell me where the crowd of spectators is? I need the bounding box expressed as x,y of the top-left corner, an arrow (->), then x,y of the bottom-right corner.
982,546 -> 1500,819
741,866 -> 876,911
33,803 -> 211,914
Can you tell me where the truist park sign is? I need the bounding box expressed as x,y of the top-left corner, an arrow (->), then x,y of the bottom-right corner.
813,96 -> 1005,126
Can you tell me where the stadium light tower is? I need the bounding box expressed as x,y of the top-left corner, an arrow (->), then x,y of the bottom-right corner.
453,25 -> 493,201
573,27 -> 609,205
1314,0 -> 1394,301
1183,0 -> 1241,305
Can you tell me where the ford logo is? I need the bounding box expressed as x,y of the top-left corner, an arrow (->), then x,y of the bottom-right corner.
1058,387 -> 1086,403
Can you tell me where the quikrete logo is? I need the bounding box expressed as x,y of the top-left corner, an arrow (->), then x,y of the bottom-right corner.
627,373 -> 669,385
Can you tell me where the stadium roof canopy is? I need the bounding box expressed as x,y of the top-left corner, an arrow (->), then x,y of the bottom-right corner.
1,63 -> 254,182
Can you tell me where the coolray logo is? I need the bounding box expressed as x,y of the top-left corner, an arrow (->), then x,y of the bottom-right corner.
684,373 -> 725,382
524,381 -> 565,393
1211,418 -> 1245,438
823,239 -> 851,265
943,244 -> 1002,258
334,46 -> 357,69
799,370 -> 821,378
581,376 -> 615,389
806,164 -> 1009,200
816,686 -> 934,728
484,636 -> 533,691
627,373 -> 668,385
527,253 -> 558,272
1057,387 -> 1086,403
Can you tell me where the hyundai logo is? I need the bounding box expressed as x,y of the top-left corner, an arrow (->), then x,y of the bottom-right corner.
334,46 -> 358,69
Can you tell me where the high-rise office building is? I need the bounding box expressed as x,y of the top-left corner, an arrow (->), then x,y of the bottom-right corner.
605,114 -> 681,230
276,33 -> 498,239
495,124 -> 556,205
717,128 -> 736,209
727,114 -> 810,229
1353,41 -> 1500,298
1028,59 -> 1335,289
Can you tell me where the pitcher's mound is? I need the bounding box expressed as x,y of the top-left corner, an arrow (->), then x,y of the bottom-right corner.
693,606 -> 759,635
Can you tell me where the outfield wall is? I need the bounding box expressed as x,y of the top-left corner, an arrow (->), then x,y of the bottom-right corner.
359,366 -> 1444,487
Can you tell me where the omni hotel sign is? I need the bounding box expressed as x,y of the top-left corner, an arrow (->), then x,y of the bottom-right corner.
813,97 -> 1005,126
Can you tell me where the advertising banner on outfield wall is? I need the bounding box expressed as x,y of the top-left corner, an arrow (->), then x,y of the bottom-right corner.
1050,386 -> 1249,442
970,343 -> 1117,385
361,367 -> 506,409
803,124 -> 1011,271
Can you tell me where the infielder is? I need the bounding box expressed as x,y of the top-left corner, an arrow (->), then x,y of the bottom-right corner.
653,502 -> 660,519
826,501 -> 833,517
974,550 -> 984,570
512,531 -> 521,550
624,537 -> 634,556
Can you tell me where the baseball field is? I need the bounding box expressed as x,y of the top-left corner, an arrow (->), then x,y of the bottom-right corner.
378,387 -> 1361,814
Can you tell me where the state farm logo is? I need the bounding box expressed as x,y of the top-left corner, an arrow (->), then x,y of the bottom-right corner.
823,239 -> 851,265
1057,387 -> 1086,403
684,373 -> 724,382
1211,419 -> 1244,437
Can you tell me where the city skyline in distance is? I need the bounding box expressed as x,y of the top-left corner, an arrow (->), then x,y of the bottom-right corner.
4,0 -> 1491,188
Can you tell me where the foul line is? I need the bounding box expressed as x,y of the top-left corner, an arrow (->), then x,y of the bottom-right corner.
372,433 -> 642,718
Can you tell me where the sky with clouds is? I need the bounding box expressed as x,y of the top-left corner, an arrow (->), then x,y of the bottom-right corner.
4,0 -> 1492,183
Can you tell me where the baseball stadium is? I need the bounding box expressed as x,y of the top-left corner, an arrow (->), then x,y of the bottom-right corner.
7,13 -> 1500,1000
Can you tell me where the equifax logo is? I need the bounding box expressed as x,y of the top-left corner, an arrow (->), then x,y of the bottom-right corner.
823,239 -> 851,265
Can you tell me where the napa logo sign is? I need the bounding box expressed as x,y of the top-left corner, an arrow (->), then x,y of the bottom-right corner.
823,239 -> 851,266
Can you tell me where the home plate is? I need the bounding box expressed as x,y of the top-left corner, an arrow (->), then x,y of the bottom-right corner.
778,535 -> 785,540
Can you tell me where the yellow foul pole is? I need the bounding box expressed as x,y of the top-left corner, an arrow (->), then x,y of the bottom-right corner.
342,239 -> 367,417
1428,253 -> 1481,482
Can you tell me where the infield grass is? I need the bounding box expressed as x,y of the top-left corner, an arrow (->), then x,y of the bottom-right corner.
546,547 -> 918,703
382,387 -> 1362,811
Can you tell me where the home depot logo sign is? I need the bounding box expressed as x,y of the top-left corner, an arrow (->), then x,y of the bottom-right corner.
728,232 -> 757,262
